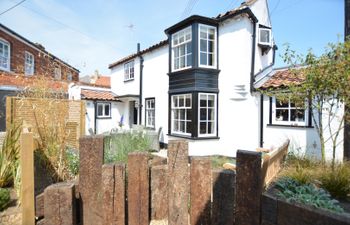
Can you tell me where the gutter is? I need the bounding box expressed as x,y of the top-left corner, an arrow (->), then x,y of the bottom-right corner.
138,43 -> 144,125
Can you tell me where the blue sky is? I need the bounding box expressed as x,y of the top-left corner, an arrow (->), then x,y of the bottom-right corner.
0,0 -> 344,76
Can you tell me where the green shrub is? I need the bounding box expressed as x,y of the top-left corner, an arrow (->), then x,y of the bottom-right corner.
65,148 -> 79,177
276,177 -> 344,213
104,131 -> 152,163
0,188 -> 10,211
318,163 -> 350,199
0,123 -> 21,187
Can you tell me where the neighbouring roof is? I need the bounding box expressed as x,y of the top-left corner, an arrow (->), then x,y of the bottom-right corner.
81,89 -> 118,101
0,72 -> 68,91
79,75 -> 111,88
260,68 -> 305,90
108,1 -> 258,69
0,23 -> 80,73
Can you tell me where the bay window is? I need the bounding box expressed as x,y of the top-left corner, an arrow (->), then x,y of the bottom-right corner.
171,94 -> 192,135
199,25 -> 216,67
0,39 -> 10,71
172,26 -> 192,71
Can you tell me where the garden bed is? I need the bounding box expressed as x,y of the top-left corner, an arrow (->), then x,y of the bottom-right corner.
262,189 -> 350,225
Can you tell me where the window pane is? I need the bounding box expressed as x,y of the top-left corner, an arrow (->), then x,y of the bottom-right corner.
208,41 -> 214,53
208,122 -> 214,134
174,96 -> 178,107
174,119 -> 179,131
105,104 -> 110,116
187,109 -> 192,119
276,100 -> 288,108
180,56 -> 185,68
260,29 -> 270,43
186,121 -> 191,133
208,108 -> 214,120
186,43 -> 192,54
200,30 -> 207,39
208,29 -> 215,40
186,54 -> 192,67
200,122 -> 206,134
179,96 -> 184,107
180,109 -> 185,120
208,54 -> 214,66
208,95 -> 214,107
200,98 -> 207,107
200,39 -> 207,52
185,96 -> 191,107
180,121 -> 185,132
200,53 -> 207,65
200,109 -> 206,120
97,105 -> 103,116
276,109 -> 288,121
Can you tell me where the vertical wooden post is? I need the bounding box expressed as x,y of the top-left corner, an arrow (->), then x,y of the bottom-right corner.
127,152 -> 149,225
168,140 -> 189,225
44,182 -> 76,225
236,150 -> 262,225
190,157 -> 211,225
21,132 -> 35,225
102,163 -> 126,225
151,165 -> 168,220
79,136 -> 104,225
211,169 -> 235,225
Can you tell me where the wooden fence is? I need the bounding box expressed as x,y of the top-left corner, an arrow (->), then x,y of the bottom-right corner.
33,137 -> 290,225
6,97 -> 85,148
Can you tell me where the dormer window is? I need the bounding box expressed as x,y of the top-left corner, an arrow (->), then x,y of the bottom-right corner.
199,25 -> 216,68
172,26 -> 192,71
259,28 -> 271,46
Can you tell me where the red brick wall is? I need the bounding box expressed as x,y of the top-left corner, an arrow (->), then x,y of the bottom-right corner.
0,29 -> 79,81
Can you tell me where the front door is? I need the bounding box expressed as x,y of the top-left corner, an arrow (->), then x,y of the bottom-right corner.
129,101 -> 138,127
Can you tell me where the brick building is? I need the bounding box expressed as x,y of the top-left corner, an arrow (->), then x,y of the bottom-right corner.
0,23 -> 80,131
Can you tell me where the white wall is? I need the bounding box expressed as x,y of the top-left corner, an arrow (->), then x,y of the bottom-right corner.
110,58 -> 141,96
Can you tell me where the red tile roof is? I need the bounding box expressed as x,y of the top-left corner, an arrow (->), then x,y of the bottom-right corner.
0,72 -> 68,91
79,76 -> 111,88
81,89 -> 118,101
261,68 -> 305,89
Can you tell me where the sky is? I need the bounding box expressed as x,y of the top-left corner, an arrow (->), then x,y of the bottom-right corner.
0,0 -> 344,77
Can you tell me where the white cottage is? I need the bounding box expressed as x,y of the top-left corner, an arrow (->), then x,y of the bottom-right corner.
108,0 -> 344,159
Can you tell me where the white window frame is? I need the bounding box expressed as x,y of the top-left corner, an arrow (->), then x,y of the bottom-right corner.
24,51 -> 34,76
145,98 -> 155,129
54,67 -> 62,80
124,60 -> 134,81
259,28 -> 272,46
0,39 -> 10,71
171,94 -> 192,136
198,24 -> 217,68
172,26 -> 192,72
96,102 -> 111,118
198,93 -> 217,137
272,97 -> 307,126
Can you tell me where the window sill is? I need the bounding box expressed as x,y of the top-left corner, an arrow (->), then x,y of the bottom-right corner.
124,79 -> 134,82
267,124 -> 314,129
96,116 -> 112,119
168,133 -> 220,140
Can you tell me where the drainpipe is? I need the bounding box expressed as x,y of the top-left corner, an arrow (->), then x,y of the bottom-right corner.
138,43 -> 144,125
94,101 -> 97,134
259,94 -> 264,147
250,20 -> 257,93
